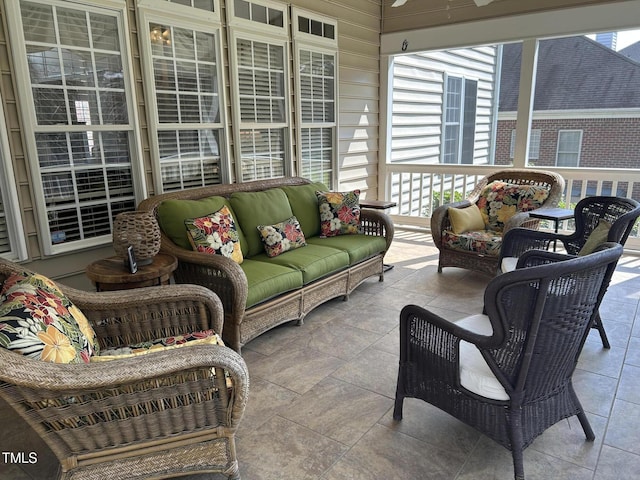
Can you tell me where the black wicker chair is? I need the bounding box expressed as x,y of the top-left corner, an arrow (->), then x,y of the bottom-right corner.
394,243 -> 623,480
499,196 -> 640,348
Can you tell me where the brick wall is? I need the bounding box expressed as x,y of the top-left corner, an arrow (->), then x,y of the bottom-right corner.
496,117 -> 640,200
495,118 -> 640,169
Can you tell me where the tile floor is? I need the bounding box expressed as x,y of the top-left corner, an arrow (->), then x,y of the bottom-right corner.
2,230 -> 640,479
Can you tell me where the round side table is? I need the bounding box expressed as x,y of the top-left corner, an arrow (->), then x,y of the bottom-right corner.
86,253 -> 178,291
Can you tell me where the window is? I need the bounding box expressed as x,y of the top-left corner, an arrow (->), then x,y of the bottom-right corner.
138,1 -> 228,192
166,0 -> 215,10
227,0 -> 291,182
442,75 -> 477,164
292,8 -> 338,188
510,129 -> 541,160
556,130 -> 583,167
7,0 -> 144,254
0,99 -> 27,261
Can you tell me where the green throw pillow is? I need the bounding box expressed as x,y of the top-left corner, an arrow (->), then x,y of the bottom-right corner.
280,182 -> 328,238
578,221 -> 612,256
230,189 -> 294,257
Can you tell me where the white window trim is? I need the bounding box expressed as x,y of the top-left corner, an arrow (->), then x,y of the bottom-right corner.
291,7 -> 338,188
0,97 -> 28,261
441,74 -> 478,164
137,1 -> 231,192
5,0 -> 147,255
510,128 -> 541,160
556,129 -> 583,167
227,0 -> 292,182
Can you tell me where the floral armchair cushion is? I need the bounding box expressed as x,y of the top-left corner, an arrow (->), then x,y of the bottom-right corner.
476,181 -> 550,232
442,229 -> 503,257
92,329 -> 224,362
0,272 -> 99,363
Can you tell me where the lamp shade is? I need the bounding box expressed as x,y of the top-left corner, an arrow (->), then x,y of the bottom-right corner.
112,211 -> 161,266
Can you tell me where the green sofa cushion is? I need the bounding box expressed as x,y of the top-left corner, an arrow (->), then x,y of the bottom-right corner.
251,244 -> 349,285
280,182 -> 328,239
230,189 -> 294,257
157,196 -> 247,254
240,259 -> 303,308
307,235 -> 387,265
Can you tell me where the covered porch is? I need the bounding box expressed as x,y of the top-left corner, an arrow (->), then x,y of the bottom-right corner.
4,229 -> 640,479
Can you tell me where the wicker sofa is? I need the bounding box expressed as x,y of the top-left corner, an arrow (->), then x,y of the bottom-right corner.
138,177 -> 394,352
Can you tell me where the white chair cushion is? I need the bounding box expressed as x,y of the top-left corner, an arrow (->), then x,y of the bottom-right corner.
455,314 -> 509,401
500,256 -> 518,273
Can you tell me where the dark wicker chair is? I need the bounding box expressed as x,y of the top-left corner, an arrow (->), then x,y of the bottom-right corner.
431,169 -> 565,276
499,196 -> 640,348
0,258 -> 249,480
394,243 -> 623,480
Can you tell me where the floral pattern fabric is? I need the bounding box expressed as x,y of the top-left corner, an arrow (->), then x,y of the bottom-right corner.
442,229 -> 503,257
185,205 -> 243,264
476,181 -> 550,232
317,190 -> 361,237
92,329 -> 224,362
0,272 -> 98,364
257,216 -> 307,258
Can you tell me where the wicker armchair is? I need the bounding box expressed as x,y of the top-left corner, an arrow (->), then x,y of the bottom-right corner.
431,169 -> 565,276
499,196 -> 640,348
0,258 -> 249,480
394,243 -> 623,480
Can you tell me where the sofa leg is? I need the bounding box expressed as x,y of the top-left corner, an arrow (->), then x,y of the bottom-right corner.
343,294 -> 349,301
296,316 -> 304,326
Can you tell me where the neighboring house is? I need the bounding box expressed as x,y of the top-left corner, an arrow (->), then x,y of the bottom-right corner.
390,46 -> 500,165
496,36 -> 640,173
619,40 -> 640,63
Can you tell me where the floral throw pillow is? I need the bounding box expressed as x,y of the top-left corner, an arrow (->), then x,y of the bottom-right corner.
317,190 -> 361,237
257,216 -> 307,258
185,205 -> 243,264
0,272 -> 99,363
91,329 -> 224,362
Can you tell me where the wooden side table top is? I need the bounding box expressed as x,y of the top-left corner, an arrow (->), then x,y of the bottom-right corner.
360,199 -> 398,210
86,253 -> 178,290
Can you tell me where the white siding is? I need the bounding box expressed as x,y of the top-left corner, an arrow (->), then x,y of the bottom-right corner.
390,46 -> 498,165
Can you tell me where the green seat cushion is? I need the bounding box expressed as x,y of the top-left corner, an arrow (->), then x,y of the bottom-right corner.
157,196 -> 248,254
240,259 -> 303,308
307,235 -> 387,264
230,189 -> 294,257
280,182 -> 328,238
251,244 -> 349,285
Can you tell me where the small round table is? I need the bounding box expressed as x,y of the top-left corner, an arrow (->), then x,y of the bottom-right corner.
86,253 -> 178,291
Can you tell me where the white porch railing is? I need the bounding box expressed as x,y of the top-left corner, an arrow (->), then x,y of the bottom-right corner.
381,164 -> 640,251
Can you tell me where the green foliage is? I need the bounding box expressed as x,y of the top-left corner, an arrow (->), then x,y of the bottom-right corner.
432,190 -> 464,208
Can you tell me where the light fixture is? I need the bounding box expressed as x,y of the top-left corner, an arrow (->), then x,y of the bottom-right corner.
474,0 -> 495,5
391,0 -> 408,7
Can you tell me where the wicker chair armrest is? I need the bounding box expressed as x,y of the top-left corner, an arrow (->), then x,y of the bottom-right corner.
400,304 -> 502,351
516,249 -> 576,269
360,208 -> 395,251
430,200 -> 474,248
1,343 -> 244,392
499,227 -> 559,259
